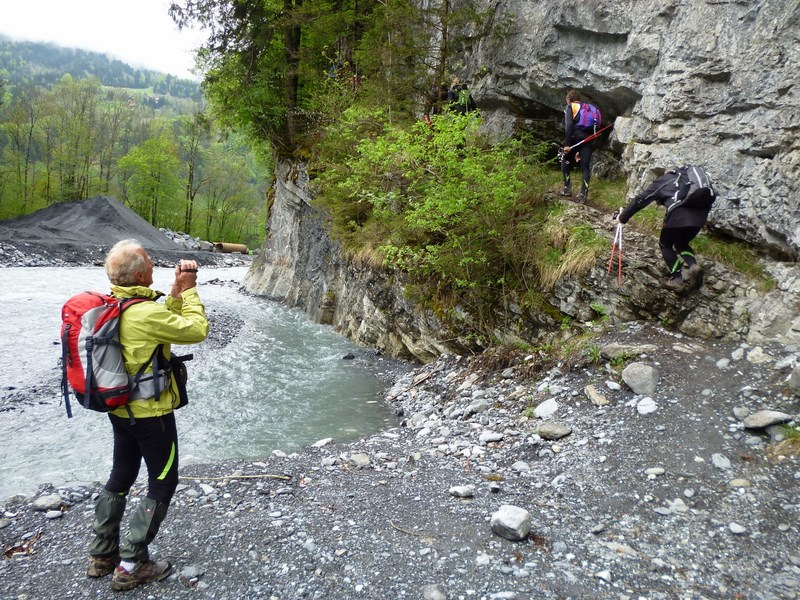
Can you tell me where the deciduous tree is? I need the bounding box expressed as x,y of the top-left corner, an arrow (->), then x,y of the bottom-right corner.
118,136 -> 182,227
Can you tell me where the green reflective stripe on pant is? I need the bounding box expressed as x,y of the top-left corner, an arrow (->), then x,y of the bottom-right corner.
157,442 -> 176,481
670,259 -> 682,274
680,251 -> 695,259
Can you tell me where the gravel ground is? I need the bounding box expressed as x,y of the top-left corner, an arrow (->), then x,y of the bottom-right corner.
1,322 -> 799,600
1,203 -> 799,600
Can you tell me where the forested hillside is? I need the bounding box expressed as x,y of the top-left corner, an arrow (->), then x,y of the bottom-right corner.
0,36 -> 201,100
0,37 -> 268,248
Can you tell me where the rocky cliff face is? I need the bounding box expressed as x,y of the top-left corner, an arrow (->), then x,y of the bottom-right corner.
463,0 -> 799,259
246,0 -> 800,361
244,162 -> 460,361
245,161 -> 800,362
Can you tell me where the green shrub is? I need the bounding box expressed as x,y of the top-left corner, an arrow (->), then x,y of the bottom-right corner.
310,109 -> 615,338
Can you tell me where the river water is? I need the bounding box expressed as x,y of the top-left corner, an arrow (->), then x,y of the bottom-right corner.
0,266 -> 401,502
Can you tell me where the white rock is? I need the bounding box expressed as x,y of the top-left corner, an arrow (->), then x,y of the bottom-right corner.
621,363 -> 659,395
475,553 -> 492,567
668,498 -> 689,513
746,347 -> 772,364
711,453 -> 732,469
743,410 -> 792,429
637,397 -> 658,415
350,453 -> 370,468
595,569 -> 613,583
449,485 -> 476,498
490,505 -> 531,541
32,494 -> 62,512
729,522 -> 747,535
534,398 -> 559,419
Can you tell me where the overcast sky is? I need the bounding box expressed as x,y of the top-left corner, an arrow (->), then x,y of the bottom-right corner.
0,0 -> 207,80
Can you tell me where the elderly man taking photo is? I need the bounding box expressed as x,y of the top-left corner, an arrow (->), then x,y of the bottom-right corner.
86,239 -> 209,591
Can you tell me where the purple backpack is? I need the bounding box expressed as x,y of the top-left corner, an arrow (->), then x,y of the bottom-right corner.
576,103 -> 601,130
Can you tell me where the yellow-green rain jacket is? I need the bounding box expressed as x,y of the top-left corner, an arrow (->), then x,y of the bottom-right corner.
109,285 -> 209,419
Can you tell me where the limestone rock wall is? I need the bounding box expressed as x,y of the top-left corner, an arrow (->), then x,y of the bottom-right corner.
462,0 -> 799,259
244,161 -> 460,362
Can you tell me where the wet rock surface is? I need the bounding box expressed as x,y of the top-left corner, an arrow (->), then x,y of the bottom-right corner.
2,323 -> 799,599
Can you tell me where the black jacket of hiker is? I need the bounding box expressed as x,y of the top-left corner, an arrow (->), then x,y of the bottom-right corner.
619,172 -> 711,229
563,102 -> 592,146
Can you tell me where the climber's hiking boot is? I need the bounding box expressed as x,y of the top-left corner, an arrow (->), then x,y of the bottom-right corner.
110,559 -> 172,591
576,191 -> 588,204
561,184 -> 572,197
684,264 -> 704,291
87,553 -> 119,578
662,276 -> 687,293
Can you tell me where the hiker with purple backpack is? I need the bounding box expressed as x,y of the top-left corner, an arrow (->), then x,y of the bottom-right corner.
561,90 -> 602,204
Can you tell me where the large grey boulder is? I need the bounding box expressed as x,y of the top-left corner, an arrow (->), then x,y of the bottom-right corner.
621,362 -> 660,396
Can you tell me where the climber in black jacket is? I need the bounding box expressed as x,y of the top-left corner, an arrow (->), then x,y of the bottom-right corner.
616,170 -> 711,293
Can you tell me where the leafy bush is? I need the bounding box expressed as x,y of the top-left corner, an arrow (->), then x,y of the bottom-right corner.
311,109 -> 604,335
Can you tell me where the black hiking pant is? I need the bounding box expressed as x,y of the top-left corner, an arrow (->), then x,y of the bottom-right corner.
659,226 -> 701,275
561,140 -> 593,195
105,412 -> 179,505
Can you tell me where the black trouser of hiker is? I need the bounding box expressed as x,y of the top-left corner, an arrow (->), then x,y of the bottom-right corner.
105,412 -> 179,505
562,140 -> 593,196
659,226 -> 701,276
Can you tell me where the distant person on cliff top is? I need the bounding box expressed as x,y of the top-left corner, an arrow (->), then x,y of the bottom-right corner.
86,240 -> 209,591
561,90 -> 602,204
616,166 -> 716,293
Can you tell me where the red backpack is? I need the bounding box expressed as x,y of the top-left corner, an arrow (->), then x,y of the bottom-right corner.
60,292 -> 156,417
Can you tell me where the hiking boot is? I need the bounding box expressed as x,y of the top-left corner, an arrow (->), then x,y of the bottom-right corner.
684,264 -> 704,291
576,191 -> 588,204
87,553 -> 119,578
662,276 -> 687,293
560,184 -> 572,197
110,560 -> 172,591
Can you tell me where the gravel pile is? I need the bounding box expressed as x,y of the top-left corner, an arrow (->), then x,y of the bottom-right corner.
2,322 -> 799,600
0,196 -> 253,269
